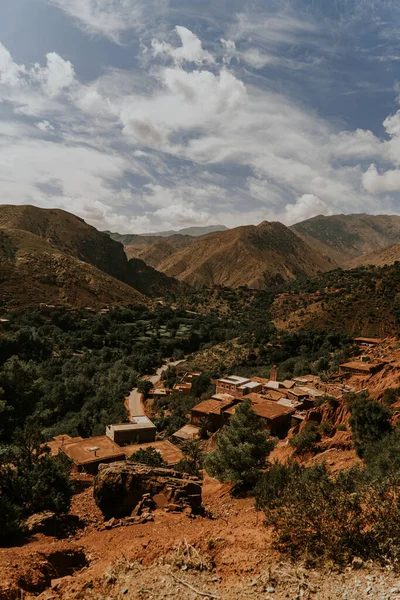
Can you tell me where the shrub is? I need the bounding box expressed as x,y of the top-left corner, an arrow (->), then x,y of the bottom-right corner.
259,462 -> 400,566
320,420 -> 335,437
383,387 -> 400,406
289,423 -> 321,455
130,447 -> 166,467
349,397 -> 392,457
175,440 -> 204,477
204,400 -> 275,488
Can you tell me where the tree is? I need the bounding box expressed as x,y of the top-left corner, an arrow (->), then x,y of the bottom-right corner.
137,380 -> 153,397
0,426 -> 73,544
349,397 -> 392,457
191,374 -> 211,398
130,446 -> 166,467
204,400 -> 275,488
175,440 -> 204,477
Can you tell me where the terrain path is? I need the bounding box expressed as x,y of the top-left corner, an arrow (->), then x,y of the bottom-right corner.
128,360 -> 184,419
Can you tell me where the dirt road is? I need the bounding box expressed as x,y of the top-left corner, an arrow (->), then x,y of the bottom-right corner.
128,360 -> 184,419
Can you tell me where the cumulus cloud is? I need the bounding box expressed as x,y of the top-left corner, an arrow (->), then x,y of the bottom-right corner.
0,43 -> 25,86
284,194 -> 331,225
152,26 -> 215,66
2,16 -> 400,234
362,164 -> 400,193
35,53 -> 76,97
119,66 -> 246,146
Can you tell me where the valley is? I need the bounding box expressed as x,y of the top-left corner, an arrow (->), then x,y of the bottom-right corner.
2,206 -> 400,600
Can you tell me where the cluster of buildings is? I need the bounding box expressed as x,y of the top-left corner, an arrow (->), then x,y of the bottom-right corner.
47,336 -> 387,475
150,371 -> 202,399
173,371 -> 328,440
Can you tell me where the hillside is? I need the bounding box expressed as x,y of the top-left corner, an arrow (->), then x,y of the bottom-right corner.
271,263 -> 400,336
291,213 -> 400,266
0,228 -> 147,309
154,221 -> 335,288
0,205 -> 180,306
347,242 -> 400,268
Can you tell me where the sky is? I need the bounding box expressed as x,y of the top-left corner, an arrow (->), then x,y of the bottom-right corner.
1,1 -> 400,233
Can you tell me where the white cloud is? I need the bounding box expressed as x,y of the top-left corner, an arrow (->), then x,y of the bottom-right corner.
0,43 -> 25,86
119,65 -> 246,146
36,120 -> 55,133
152,26 -> 215,66
362,164 -> 400,193
284,194 -> 331,224
35,52 -> 76,97
46,0 -> 167,41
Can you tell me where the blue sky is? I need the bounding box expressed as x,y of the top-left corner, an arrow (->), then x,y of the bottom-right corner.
1,0 -> 400,232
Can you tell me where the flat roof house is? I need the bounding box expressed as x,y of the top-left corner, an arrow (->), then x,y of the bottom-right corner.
339,361 -> 385,376
216,375 -> 251,397
106,416 -> 156,445
173,382 -> 193,395
173,424 -> 200,442
60,435 -> 126,475
191,397 -> 236,430
225,396 -> 295,438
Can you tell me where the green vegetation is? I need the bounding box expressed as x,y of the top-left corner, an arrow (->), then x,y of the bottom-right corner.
130,446 -> 167,467
255,424 -> 400,568
175,440 -> 204,477
0,305 -> 238,443
289,422 -> 321,455
204,400 -> 275,487
348,395 -> 392,457
0,426 -> 73,544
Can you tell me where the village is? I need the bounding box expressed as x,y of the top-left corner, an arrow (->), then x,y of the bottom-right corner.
47,336 -> 387,475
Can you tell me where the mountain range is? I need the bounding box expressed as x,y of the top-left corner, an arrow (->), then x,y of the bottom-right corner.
3,205 -> 400,309
116,213 -> 400,288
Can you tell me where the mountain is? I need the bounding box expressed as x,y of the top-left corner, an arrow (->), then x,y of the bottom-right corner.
346,243 -> 400,269
291,214 -> 400,266
153,221 -> 336,288
0,205 -> 180,308
0,228 -> 146,309
107,224 -> 228,244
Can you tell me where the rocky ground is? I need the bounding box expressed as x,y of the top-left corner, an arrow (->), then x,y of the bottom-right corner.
1,473 -> 400,600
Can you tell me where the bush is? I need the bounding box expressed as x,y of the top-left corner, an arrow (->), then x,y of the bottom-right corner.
289,423 -> 320,455
320,420 -> 335,437
0,427 -> 73,545
349,397 -> 392,457
204,400 -> 275,488
130,447 -> 166,467
258,462 -> 400,566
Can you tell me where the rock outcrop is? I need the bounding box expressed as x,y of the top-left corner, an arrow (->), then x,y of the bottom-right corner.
93,463 -> 202,519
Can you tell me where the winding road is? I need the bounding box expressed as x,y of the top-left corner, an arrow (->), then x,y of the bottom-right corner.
128,360 -> 184,419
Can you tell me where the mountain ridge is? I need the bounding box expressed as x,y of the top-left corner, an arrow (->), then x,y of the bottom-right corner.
0,205 -> 180,308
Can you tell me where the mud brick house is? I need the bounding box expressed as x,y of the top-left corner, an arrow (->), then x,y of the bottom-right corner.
339,361 -> 385,376
172,382 -> 193,395
216,375 -> 261,397
106,416 -> 156,445
59,435 -> 126,475
173,424 -> 200,441
224,395 -> 295,438
191,397 -> 236,430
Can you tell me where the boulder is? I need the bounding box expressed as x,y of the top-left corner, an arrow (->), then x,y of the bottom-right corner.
93,463 -> 202,519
